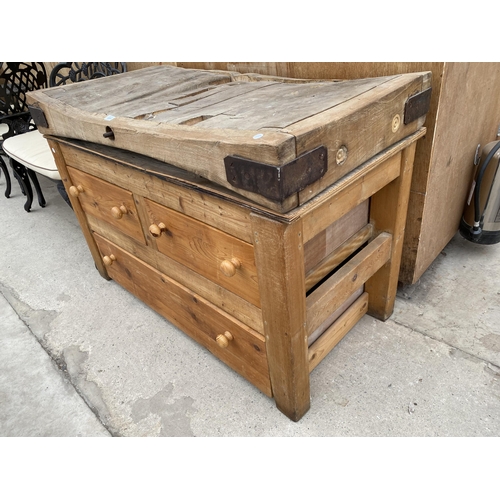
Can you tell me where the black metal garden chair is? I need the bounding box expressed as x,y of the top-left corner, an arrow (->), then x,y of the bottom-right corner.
2,62 -> 127,212
0,62 -> 48,208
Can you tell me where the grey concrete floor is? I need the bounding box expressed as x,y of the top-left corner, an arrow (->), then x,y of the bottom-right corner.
1,165 -> 500,437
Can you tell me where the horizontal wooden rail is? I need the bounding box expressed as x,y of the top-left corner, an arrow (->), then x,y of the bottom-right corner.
306,232 -> 392,336
309,292 -> 369,372
305,224 -> 373,292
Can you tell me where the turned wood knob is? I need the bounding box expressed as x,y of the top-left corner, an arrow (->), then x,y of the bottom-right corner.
220,258 -> 242,277
149,222 -> 167,237
103,254 -> 117,266
216,331 -> 234,348
69,185 -> 84,197
111,205 -> 128,219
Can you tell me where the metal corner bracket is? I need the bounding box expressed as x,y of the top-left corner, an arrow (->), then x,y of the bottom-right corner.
28,105 -> 49,129
224,146 -> 328,202
404,87 -> 432,125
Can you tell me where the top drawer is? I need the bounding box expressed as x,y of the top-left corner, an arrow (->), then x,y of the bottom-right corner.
67,166 -> 145,244
144,198 -> 260,307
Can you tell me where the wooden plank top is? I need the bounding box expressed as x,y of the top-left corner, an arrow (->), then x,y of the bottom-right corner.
27,65 -> 431,212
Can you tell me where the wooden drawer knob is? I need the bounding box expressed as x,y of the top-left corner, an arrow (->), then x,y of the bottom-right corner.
216,331 -> 233,348
69,185 -> 84,197
111,205 -> 128,219
103,254 -> 117,266
149,222 -> 167,237
220,258 -> 241,277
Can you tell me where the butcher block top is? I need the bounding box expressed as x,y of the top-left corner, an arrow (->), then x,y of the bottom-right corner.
27,65 -> 431,212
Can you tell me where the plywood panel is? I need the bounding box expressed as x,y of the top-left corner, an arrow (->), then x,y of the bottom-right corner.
410,62 -> 500,282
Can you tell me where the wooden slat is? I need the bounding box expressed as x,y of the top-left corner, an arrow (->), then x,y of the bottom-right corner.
301,151 -> 402,243
304,199 -> 369,273
308,293 -> 369,372
308,287 -> 364,346
306,232 -> 392,336
305,224 -> 373,292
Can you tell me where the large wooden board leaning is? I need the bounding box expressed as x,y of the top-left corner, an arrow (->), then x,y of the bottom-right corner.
28,65 -> 431,212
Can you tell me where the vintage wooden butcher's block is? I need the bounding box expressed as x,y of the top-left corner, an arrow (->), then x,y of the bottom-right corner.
28,66 -> 431,421
27,65 -> 431,212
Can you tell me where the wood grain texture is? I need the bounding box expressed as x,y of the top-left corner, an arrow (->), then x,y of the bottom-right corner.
304,199 -> 369,273
301,150 -> 402,243
143,198 -> 260,307
46,139 -> 110,280
85,211 -> 264,333
306,232 -> 392,336
308,292 -> 369,372
30,64 -> 429,212
305,224 -> 373,292
57,139 -> 256,243
66,166 -> 146,244
94,233 -> 272,396
251,214 -> 310,421
404,62 -> 500,283
365,142 -> 417,319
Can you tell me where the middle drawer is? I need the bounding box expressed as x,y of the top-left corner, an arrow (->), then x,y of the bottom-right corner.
144,198 -> 261,307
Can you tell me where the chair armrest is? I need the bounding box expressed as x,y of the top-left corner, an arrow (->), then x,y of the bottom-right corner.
0,111 -> 35,140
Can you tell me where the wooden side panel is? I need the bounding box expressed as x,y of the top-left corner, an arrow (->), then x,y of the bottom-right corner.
305,224 -> 373,292
403,62 -> 500,283
301,151 -> 402,243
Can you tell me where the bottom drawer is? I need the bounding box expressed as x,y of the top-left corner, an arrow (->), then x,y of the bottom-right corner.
93,233 -> 271,396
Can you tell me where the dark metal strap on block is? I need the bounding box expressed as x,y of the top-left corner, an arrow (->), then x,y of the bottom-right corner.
28,105 -> 49,128
404,87 -> 432,125
224,146 -> 328,202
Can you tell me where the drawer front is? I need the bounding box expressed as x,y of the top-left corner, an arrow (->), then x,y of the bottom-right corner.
67,166 -> 146,244
93,233 -> 271,397
144,198 -> 260,307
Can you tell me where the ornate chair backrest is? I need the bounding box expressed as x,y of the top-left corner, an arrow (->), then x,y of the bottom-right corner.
0,62 -> 48,138
49,62 -> 127,86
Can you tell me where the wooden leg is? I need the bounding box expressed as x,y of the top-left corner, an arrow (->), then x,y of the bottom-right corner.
251,214 -> 310,421
47,139 -> 110,280
365,144 -> 417,320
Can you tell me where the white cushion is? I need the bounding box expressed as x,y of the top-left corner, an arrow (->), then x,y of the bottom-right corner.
2,130 -> 61,180
0,122 -> 9,137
